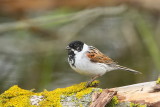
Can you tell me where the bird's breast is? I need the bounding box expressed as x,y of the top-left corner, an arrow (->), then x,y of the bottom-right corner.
71,54 -> 112,76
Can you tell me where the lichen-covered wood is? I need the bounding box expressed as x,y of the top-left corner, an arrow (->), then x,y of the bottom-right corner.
0,81 -> 101,107
0,80 -> 160,107
110,81 -> 160,107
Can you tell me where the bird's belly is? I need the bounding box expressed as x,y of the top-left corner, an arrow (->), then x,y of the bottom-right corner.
72,59 -> 112,76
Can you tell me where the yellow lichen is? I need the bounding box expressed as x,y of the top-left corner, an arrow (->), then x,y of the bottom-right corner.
76,88 -> 93,99
107,96 -> 119,107
0,81 -> 101,107
130,102 -> 147,107
90,80 -> 99,86
0,85 -> 34,107
40,80 -> 100,106
3,95 -> 31,107
156,77 -> 160,84
1,85 -> 33,98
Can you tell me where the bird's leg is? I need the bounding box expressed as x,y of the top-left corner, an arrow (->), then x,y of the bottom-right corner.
86,75 -> 100,87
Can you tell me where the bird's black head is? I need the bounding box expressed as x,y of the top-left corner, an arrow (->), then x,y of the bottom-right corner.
66,41 -> 84,52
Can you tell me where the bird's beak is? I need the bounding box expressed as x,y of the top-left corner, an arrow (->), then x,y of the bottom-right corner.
66,46 -> 70,50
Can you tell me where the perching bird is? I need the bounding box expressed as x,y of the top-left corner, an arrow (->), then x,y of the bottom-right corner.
66,41 -> 141,86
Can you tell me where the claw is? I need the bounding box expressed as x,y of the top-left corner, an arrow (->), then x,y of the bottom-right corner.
86,81 -> 92,87
86,80 -> 99,87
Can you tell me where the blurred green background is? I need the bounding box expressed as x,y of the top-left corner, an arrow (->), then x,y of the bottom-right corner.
0,0 -> 160,93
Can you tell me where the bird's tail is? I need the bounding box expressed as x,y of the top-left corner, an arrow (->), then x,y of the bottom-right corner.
116,65 -> 142,74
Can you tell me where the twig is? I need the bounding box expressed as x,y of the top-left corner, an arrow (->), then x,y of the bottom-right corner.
90,89 -> 117,107
0,5 -> 127,33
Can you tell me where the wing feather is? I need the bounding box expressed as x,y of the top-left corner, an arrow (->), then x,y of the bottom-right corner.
86,46 -> 115,64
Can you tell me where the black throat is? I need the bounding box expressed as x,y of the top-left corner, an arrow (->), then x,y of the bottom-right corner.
68,50 -> 76,67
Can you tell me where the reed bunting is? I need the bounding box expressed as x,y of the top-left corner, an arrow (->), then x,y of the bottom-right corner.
66,41 -> 141,86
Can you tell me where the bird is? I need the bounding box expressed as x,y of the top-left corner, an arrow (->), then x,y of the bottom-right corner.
66,40 -> 141,87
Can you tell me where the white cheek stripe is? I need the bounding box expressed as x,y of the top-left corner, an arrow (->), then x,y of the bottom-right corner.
82,44 -> 89,52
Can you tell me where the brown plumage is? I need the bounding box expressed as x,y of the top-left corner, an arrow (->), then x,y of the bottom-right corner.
86,47 -> 114,64
86,46 -> 141,74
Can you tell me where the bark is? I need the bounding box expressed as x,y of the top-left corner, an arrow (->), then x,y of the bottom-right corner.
78,81 -> 160,107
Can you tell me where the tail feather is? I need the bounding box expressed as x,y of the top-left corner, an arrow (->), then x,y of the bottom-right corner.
116,65 -> 142,74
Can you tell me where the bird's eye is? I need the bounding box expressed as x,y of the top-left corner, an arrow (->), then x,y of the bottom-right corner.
77,47 -> 80,51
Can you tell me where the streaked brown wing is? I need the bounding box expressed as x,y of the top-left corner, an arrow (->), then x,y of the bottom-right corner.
86,47 -> 115,64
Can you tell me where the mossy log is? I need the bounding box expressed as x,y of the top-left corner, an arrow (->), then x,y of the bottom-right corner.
0,80 -> 160,107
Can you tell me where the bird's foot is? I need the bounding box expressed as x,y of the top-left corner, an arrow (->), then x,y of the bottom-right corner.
86,75 -> 100,87
86,80 -> 99,87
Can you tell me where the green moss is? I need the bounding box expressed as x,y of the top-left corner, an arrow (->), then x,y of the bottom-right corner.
0,81 -> 101,107
156,77 -> 160,84
106,96 -> 119,107
130,102 -> 147,107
